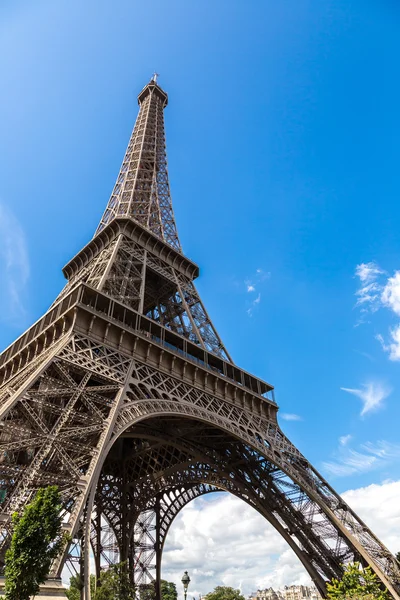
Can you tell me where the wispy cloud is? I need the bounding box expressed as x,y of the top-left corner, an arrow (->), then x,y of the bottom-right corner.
377,272 -> 400,360
377,326 -> 400,362
339,434 -> 352,446
361,440 -> 400,459
353,261 -> 400,361
323,449 -> 378,477
355,262 -> 385,284
245,268 -> 271,294
353,349 -> 375,362
341,381 -> 391,416
381,271 -> 400,316
354,261 -> 385,322
0,202 -> 30,325
246,291 -> 261,316
322,439 -> 400,478
245,268 -> 270,316
255,268 -> 270,281
280,413 -> 302,422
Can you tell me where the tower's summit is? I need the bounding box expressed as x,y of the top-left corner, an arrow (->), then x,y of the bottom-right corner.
96,76 -> 176,248
137,76 -> 168,107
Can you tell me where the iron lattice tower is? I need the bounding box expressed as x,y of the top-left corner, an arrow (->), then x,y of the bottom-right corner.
0,77 -> 399,600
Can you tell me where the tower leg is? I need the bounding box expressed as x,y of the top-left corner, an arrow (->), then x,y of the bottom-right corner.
82,504 -> 91,600
155,495 -> 162,600
120,475 -> 130,565
94,504 -> 102,584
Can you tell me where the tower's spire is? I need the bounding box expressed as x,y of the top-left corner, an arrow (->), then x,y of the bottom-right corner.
96,78 -> 181,251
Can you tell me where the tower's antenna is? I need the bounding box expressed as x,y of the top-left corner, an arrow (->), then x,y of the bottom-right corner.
152,72 -> 159,83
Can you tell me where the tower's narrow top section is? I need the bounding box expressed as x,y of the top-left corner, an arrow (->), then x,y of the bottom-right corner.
95,77 -> 181,251
138,76 -> 168,107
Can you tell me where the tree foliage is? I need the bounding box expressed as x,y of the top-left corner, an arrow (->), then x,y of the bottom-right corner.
204,586 -> 245,600
65,575 -> 80,600
5,486 -> 68,600
326,563 -> 389,600
161,580 -> 178,600
65,574 -> 96,600
139,582 -> 156,600
66,564 -> 134,600
94,562 -> 135,600
138,579 -> 177,600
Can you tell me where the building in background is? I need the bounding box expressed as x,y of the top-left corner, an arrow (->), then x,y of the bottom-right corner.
250,585 -> 322,600
282,585 -> 322,600
250,588 -> 282,600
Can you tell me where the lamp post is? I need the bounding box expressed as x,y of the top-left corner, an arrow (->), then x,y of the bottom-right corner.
181,571 -> 191,600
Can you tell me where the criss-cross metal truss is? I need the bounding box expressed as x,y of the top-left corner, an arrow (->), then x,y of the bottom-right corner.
1,77 -> 400,600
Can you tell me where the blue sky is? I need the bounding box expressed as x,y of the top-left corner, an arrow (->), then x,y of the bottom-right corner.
2,0 -> 400,592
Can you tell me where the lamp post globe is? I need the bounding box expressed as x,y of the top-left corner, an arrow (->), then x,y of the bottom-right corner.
181,571 -> 191,600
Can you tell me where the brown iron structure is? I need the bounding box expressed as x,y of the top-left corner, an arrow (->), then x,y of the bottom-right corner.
0,76 -> 399,600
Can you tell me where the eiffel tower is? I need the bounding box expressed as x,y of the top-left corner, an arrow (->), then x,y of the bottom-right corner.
0,76 -> 399,600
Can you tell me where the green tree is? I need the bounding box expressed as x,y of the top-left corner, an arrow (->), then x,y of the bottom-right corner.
138,580 -> 177,600
94,562 -> 135,600
65,575 -> 80,600
139,582 -> 156,600
66,574 -> 96,600
161,580 -> 178,600
326,563 -> 389,600
5,486 -> 68,600
204,586 -> 245,600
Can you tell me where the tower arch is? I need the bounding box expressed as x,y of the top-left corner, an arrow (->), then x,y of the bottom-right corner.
88,404 -> 398,598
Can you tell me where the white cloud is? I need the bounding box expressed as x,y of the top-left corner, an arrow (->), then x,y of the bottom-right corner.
353,261 -> 400,359
162,493 -> 309,597
340,381 -> 391,416
322,438 -> 400,478
361,440 -> 400,460
339,434 -> 352,446
377,326 -> 400,361
381,271 -> 400,316
354,263 -> 384,318
280,413 -> 302,422
353,262 -> 386,325
244,269 -> 270,315
342,480 -> 400,555
355,262 -> 385,284
162,480 -> 400,598
247,293 -> 262,316
0,202 -> 29,325
323,449 -> 379,477
355,282 -> 382,310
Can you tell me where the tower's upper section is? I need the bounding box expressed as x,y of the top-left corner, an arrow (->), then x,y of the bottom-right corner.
95,76 -> 181,251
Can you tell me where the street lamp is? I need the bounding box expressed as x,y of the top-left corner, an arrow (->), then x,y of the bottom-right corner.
181,571 -> 191,600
